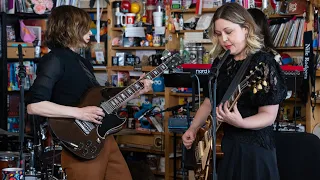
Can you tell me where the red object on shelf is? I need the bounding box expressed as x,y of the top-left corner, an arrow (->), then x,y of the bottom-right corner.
280,65 -> 304,72
121,0 -> 130,13
181,64 -> 304,74
181,64 -> 212,74
181,63 -> 211,69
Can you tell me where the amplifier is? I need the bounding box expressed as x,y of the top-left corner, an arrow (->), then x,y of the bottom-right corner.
168,115 -> 193,130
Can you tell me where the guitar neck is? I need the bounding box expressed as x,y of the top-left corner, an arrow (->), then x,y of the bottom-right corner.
101,63 -> 168,114
209,79 -> 249,135
228,85 -> 243,111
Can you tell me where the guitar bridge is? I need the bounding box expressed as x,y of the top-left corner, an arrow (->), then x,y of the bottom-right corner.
75,119 -> 95,135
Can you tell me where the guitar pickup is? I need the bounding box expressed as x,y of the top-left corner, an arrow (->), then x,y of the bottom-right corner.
75,119 -> 92,135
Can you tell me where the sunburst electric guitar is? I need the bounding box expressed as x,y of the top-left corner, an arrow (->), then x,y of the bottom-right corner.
48,53 -> 184,160
193,62 -> 269,180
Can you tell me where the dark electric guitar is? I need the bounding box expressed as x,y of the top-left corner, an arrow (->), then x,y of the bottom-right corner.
48,53 -> 184,160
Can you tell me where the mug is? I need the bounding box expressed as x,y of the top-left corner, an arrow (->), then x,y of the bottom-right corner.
121,13 -> 136,27
2,168 -> 23,180
152,76 -> 165,92
125,54 -> 140,66
148,54 -> 162,66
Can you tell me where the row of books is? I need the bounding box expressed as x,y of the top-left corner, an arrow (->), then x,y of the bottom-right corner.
270,17 -> 305,48
7,61 -> 37,91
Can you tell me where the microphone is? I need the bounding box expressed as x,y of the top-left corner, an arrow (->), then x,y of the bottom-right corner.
209,50 -> 230,79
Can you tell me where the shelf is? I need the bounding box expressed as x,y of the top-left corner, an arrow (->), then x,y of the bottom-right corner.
311,98 -> 320,104
178,30 -> 204,33
277,120 -> 306,125
111,27 -> 153,31
268,14 -> 303,19
170,92 -> 203,97
82,8 -> 107,13
285,97 -> 301,102
7,12 -> 49,19
119,147 -> 164,154
112,46 -> 166,50
7,58 -> 41,62
171,8 -> 217,13
107,66 -> 156,72
144,91 -> 165,96
275,47 -> 303,50
142,66 -> 156,71
275,47 -> 320,51
152,170 -> 165,176
93,66 -> 106,71
111,27 -> 124,31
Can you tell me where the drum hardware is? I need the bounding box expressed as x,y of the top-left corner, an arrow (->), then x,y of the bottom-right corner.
46,164 -> 67,180
0,128 -> 33,138
0,151 -> 31,179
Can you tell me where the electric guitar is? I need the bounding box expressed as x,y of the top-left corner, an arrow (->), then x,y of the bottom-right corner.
193,62 -> 269,180
48,53 -> 184,160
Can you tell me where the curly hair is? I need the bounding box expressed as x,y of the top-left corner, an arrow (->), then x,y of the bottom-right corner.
208,3 -> 264,59
45,5 -> 91,49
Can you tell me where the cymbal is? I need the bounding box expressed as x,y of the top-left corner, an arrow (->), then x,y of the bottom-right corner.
0,128 -> 33,138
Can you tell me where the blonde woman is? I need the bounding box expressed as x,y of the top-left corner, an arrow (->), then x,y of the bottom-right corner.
182,3 -> 287,180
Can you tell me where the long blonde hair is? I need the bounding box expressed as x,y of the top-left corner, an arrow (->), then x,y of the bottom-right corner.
209,3 -> 264,59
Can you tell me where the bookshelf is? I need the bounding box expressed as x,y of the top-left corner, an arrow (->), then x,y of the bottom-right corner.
0,8 -> 109,131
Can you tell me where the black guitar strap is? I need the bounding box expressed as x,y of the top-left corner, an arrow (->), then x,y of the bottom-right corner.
78,59 -> 101,87
220,54 -> 254,104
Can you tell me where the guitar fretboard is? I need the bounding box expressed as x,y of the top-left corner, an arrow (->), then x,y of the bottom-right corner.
100,63 -> 168,114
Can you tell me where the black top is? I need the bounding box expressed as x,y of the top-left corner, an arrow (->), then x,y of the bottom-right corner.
26,48 -> 97,106
204,50 -> 287,149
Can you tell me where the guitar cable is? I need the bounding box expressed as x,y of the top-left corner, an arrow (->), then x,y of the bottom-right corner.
193,74 -> 201,110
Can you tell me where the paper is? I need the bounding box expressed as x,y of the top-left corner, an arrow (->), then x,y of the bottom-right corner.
125,27 -> 146,37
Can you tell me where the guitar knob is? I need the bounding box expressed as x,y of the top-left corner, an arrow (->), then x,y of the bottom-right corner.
83,148 -> 88,156
86,140 -> 92,147
78,142 -> 84,150
91,146 -> 97,153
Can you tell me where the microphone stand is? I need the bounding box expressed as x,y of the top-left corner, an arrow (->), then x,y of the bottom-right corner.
208,50 -> 230,180
18,44 -> 26,180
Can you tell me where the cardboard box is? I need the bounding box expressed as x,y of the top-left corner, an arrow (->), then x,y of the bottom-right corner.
7,42 -> 35,59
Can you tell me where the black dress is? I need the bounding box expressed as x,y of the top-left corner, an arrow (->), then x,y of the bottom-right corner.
210,50 -> 287,180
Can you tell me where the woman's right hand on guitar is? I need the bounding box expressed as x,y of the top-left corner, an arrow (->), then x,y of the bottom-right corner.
182,128 -> 197,149
75,106 -> 105,124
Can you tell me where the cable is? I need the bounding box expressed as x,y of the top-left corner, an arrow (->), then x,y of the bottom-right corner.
194,74 -> 201,110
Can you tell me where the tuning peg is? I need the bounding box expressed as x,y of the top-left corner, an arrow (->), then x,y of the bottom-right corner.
253,87 -> 258,94
250,70 -> 254,74
257,83 -> 262,90
262,80 -> 267,86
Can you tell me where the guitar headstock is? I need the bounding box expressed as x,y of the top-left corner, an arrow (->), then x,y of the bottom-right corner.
161,53 -> 184,70
244,62 -> 269,94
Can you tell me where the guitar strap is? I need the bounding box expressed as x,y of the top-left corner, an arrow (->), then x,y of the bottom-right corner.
78,59 -> 101,87
220,54 -> 254,104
